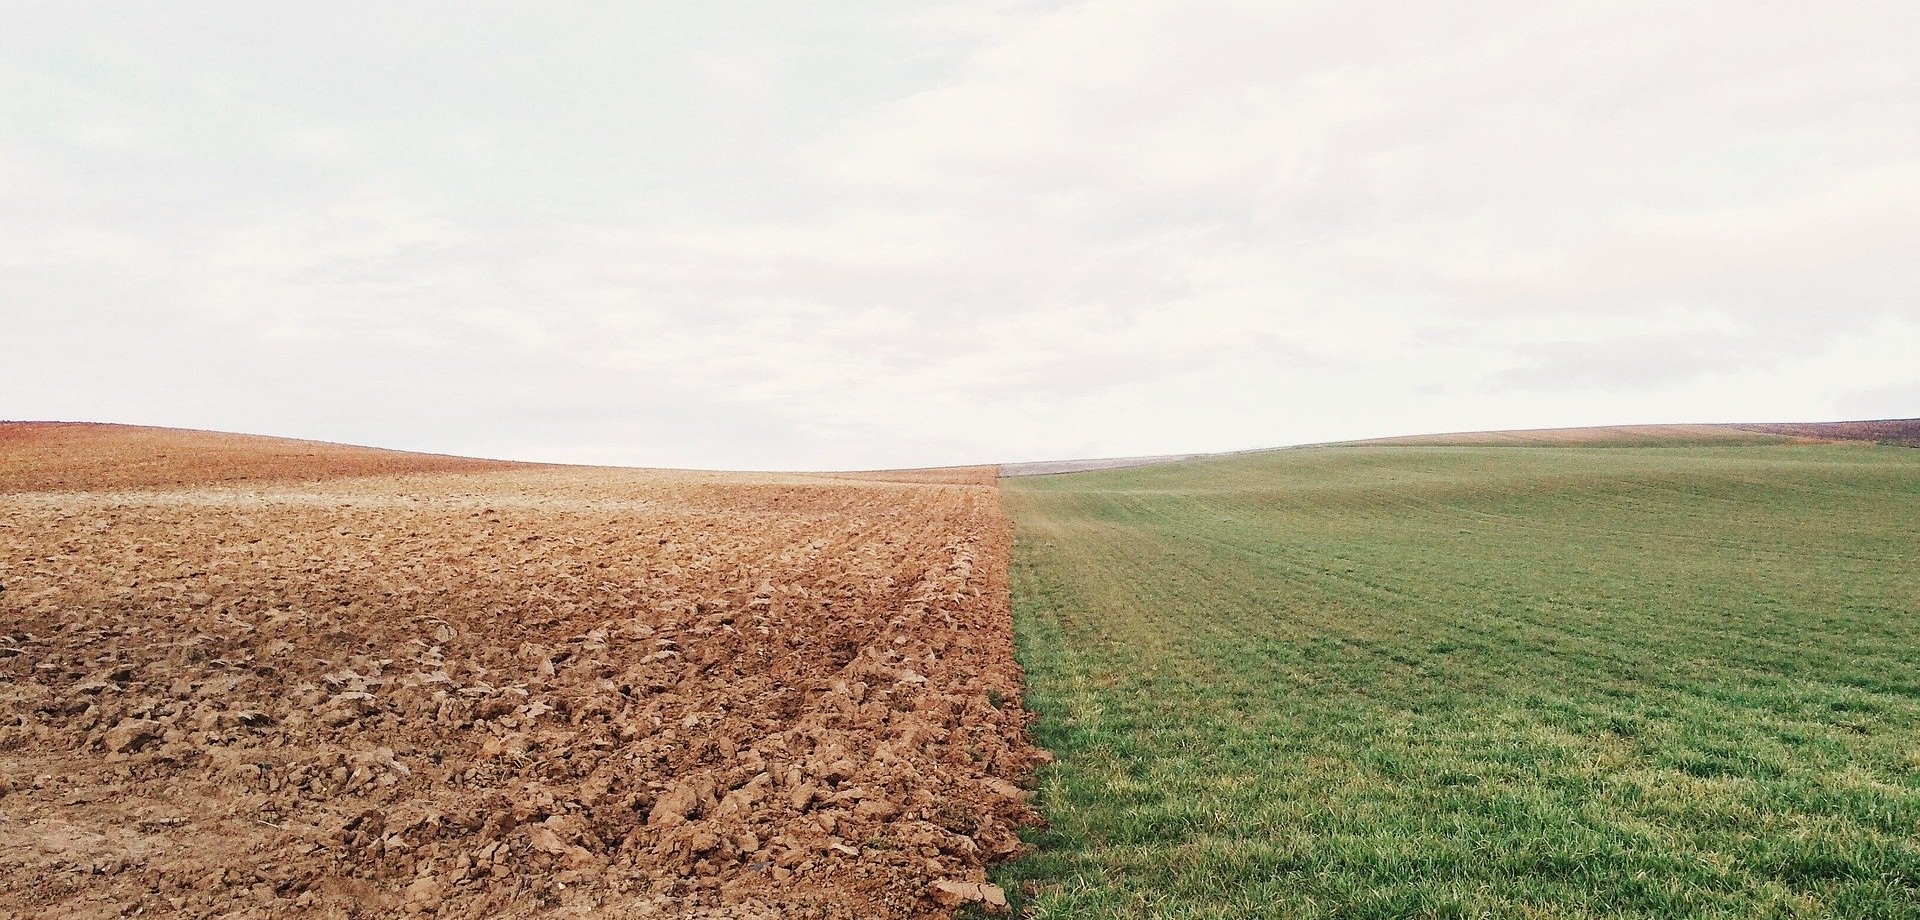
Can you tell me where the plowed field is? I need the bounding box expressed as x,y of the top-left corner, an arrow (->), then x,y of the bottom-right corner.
0,424 -> 1040,919
1734,418 -> 1920,447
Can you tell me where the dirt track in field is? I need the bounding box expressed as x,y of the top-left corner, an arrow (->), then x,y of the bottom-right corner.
0,424 -> 1040,919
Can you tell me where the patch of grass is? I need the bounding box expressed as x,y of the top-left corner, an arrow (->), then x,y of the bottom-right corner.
998,444 -> 1920,918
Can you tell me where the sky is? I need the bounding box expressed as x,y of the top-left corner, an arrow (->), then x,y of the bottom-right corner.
4,1 -> 1918,470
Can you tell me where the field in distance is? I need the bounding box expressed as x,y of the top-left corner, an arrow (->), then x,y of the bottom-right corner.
0,423 -> 1040,919
1000,439 -> 1920,918
998,419 -> 1920,479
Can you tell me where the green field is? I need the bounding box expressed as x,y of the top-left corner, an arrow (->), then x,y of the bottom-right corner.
996,443 -> 1920,918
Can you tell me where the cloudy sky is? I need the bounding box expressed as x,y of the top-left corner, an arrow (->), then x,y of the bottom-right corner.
5,2 -> 1918,470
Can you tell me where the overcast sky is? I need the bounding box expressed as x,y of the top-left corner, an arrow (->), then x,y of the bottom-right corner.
5,2 -> 1918,470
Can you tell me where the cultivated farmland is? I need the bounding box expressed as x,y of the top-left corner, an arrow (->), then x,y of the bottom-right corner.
1000,441 -> 1920,918
0,424 -> 1040,919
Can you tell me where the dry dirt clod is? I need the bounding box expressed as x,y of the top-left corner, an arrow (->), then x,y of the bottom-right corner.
648,779 -> 708,827
0,422 -> 1045,920
929,880 -> 1010,913
102,719 -> 164,754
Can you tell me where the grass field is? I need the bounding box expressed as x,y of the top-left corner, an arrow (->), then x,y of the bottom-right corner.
997,443 -> 1920,918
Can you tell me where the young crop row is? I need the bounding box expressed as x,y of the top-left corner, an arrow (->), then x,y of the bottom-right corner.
999,443 -> 1920,918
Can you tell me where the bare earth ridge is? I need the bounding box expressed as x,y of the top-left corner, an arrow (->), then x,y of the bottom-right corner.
0,424 -> 1041,919
1730,418 -> 1920,447
0,422 -> 523,492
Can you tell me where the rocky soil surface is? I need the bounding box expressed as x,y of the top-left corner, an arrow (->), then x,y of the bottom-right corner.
0,425 -> 1041,918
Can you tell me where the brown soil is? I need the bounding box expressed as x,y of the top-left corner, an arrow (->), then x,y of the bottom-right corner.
0,423 -> 521,492
1732,418 -> 1920,447
0,424 -> 1041,919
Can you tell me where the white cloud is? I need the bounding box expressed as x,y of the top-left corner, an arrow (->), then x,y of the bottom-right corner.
3,1 -> 1917,469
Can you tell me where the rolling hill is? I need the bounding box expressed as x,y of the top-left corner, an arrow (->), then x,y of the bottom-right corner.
997,436 -> 1920,917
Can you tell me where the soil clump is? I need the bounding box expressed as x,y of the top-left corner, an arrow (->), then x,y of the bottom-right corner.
0,424 -> 1040,918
